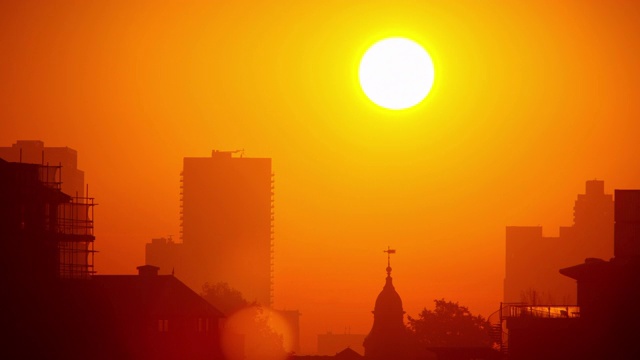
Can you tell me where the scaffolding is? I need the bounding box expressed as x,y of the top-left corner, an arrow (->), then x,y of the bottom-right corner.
38,163 -> 62,190
56,195 -> 96,279
38,163 -> 96,279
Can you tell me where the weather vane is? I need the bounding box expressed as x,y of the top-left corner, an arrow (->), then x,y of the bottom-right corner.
383,246 -> 396,276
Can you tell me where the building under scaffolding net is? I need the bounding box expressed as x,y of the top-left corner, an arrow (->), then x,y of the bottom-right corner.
0,158 -> 96,282
57,195 -> 96,279
41,163 -> 96,279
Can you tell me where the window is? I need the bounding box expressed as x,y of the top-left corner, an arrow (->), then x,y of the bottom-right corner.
198,318 -> 210,333
158,319 -> 169,332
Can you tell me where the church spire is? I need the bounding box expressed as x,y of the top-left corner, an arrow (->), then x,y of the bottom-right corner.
383,246 -> 396,277
364,246 -> 412,359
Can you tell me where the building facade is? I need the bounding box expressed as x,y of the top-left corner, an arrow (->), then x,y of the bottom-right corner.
146,150 -> 274,306
504,189 -> 640,360
85,265 -> 227,360
504,180 -> 613,304
1,157 -> 96,358
0,140 -> 86,197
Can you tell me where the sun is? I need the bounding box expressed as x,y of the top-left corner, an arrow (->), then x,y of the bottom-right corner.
359,37 -> 435,110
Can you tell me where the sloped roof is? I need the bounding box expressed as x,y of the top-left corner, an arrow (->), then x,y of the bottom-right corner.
335,347 -> 363,359
91,274 -> 225,319
560,258 -> 611,280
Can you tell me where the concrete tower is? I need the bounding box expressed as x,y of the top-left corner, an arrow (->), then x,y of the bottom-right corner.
147,150 -> 274,307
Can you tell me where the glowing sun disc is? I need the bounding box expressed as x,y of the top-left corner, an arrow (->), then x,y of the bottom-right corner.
359,37 -> 435,110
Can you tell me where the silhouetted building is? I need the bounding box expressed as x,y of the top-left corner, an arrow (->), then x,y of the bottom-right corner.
146,150 -> 274,306
1,157 -> 96,358
499,302 -> 582,360
504,180 -> 613,304
318,332 -> 365,356
1,153 -> 228,359
0,158 -> 95,284
23,265 -> 226,360
146,236 -> 183,276
558,189 -> 640,359
504,189 -> 640,360
0,140 -> 86,197
144,150 -> 302,356
363,248 -> 414,360
278,309 -> 302,354
81,265 -> 226,360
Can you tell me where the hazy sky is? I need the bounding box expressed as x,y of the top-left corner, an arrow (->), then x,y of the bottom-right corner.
2,0 -> 640,353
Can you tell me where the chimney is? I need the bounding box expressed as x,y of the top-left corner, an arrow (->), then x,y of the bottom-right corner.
137,265 -> 160,276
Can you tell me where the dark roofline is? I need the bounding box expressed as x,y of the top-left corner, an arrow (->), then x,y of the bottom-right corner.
560,258 -> 610,280
92,274 -> 226,318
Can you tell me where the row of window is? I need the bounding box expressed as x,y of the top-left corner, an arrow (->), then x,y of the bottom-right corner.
157,318 -> 212,333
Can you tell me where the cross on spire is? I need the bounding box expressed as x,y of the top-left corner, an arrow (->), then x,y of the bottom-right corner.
383,246 -> 396,276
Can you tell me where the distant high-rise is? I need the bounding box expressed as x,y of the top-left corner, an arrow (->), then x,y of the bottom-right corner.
504,180 -> 614,304
145,236 -> 183,276
147,150 -> 274,306
0,140 -> 85,197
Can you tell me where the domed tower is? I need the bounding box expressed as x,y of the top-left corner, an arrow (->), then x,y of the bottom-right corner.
363,247 -> 413,360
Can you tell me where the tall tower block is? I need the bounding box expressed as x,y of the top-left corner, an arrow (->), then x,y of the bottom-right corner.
180,150 -> 274,306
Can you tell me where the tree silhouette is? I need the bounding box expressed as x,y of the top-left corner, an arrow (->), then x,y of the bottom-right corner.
201,281 -> 252,315
407,299 -> 494,348
201,282 -> 286,360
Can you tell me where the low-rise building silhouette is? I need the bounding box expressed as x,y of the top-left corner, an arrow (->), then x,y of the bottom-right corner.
83,265 -> 226,360
503,189 -> 640,359
504,180 -> 613,304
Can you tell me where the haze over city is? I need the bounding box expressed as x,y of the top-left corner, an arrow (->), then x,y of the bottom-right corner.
2,1 -> 640,357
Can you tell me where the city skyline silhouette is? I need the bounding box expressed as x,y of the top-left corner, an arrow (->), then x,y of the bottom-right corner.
2,1 -> 640,357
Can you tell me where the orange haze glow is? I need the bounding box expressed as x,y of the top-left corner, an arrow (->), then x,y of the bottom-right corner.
2,0 -> 640,353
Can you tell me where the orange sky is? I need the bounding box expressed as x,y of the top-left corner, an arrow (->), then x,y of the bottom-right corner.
2,0 -> 640,353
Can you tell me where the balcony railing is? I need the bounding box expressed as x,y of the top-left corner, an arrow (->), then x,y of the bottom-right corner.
501,303 -> 580,319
